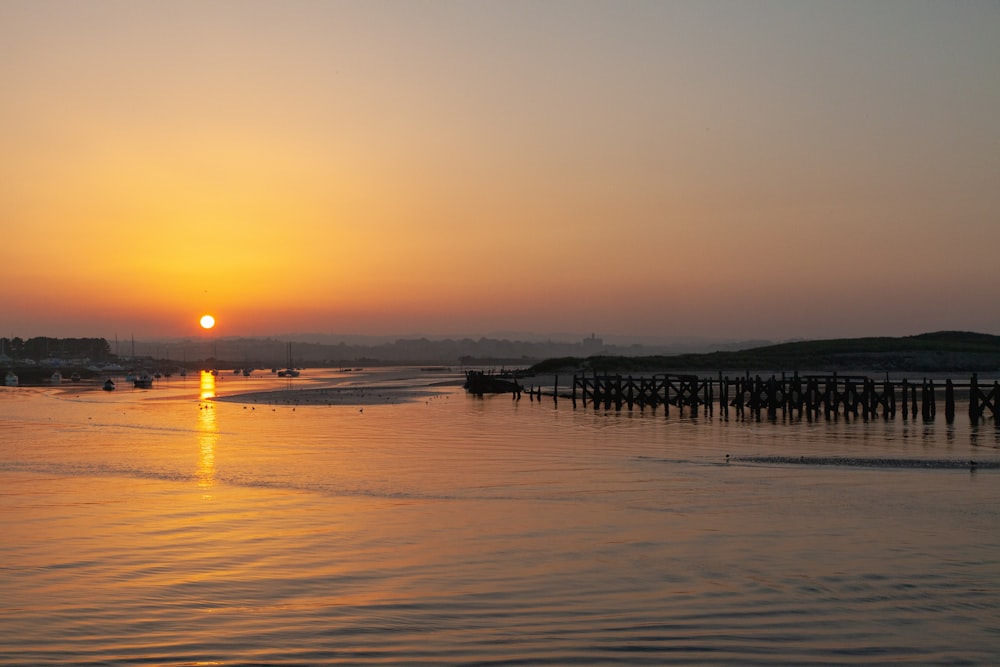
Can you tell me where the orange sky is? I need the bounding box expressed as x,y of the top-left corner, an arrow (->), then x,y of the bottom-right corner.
2,1 -> 998,342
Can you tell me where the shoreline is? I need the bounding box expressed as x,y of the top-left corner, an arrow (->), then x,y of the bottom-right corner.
213,381 -> 461,406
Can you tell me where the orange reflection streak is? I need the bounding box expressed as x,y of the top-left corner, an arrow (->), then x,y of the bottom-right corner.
197,371 -> 218,492
200,370 -> 216,400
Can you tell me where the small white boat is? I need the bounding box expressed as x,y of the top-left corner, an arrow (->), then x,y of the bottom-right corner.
133,372 -> 154,389
4,371 -> 17,387
50,371 -> 63,384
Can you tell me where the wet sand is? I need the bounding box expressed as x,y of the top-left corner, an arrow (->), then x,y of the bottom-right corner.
214,379 -> 463,406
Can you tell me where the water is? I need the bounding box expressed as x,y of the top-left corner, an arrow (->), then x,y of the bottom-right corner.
2,369 -> 998,665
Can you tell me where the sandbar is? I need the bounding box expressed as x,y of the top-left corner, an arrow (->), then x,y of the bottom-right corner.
213,380 -> 462,406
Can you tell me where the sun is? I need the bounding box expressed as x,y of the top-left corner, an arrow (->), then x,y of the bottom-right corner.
199,314 -> 216,330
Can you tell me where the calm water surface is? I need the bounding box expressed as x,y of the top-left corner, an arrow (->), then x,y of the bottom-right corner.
2,369 -> 998,665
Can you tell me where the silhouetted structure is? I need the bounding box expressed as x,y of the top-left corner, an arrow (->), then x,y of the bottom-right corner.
464,370 -> 522,397
500,372 -> 1000,423
969,373 -> 999,422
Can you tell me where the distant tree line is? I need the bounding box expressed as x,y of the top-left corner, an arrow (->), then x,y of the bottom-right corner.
1,337 -> 112,362
529,331 -> 1000,374
145,336 -> 619,366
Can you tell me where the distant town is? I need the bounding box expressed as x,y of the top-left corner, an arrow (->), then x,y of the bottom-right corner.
0,333 -> 765,375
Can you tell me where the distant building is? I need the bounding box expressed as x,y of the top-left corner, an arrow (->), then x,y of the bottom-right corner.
582,333 -> 604,354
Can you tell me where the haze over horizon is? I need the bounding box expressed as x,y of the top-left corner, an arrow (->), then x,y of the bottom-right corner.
3,1 -> 998,342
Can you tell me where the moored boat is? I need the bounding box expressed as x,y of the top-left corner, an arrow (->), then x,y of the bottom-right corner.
102,378 -> 115,391
4,371 -> 17,387
278,342 -> 300,377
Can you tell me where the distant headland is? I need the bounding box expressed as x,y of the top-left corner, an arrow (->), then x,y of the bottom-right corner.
529,331 -> 1000,375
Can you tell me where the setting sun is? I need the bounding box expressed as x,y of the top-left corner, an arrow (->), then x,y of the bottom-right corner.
199,314 -> 216,330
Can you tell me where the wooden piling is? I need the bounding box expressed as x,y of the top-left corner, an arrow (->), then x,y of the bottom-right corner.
968,373 -> 977,421
945,379 -> 954,423
545,372 -> 986,424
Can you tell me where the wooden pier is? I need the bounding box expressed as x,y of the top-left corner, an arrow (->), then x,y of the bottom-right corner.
512,372 -> 1000,423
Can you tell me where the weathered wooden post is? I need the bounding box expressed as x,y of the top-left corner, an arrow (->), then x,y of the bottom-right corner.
766,375 -> 777,420
663,375 -> 671,409
969,373 -> 979,421
873,377 -> 882,418
945,379 -> 955,423
970,373 -> 982,421
805,377 -> 817,419
886,377 -> 896,418
921,379 -> 928,420
823,376 -> 834,420
778,373 -> 788,418
921,379 -> 935,421
789,373 -> 800,418
862,378 -> 874,419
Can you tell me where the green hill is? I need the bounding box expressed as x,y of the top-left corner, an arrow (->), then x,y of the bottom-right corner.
529,331 -> 1000,374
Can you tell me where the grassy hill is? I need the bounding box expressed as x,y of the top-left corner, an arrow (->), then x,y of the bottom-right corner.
529,331 -> 1000,374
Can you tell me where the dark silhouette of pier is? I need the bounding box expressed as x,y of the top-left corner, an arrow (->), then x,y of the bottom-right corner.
509,372 -> 999,423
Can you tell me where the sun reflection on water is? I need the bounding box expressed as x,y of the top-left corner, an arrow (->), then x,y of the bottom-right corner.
199,370 -> 216,400
197,371 -> 218,492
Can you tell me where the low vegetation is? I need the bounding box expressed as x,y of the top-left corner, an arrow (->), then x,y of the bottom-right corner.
529,331 -> 1000,374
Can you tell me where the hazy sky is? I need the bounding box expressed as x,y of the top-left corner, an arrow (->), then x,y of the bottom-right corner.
2,0 -> 998,341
